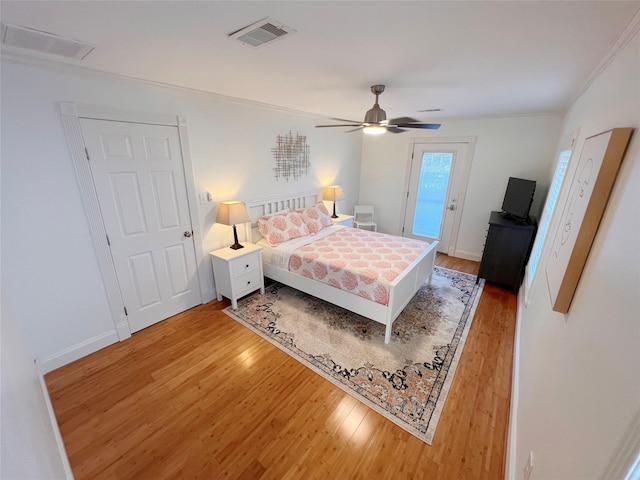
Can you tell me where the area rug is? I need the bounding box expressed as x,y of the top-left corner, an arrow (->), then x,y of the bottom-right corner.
222,266 -> 483,444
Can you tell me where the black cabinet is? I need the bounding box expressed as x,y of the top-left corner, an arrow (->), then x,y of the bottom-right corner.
478,211 -> 537,292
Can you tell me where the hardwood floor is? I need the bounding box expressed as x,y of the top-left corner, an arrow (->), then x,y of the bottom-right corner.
46,254 -> 517,479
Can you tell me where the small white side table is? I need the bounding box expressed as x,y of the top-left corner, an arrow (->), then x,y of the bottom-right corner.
332,214 -> 354,227
209,243 -> 264,309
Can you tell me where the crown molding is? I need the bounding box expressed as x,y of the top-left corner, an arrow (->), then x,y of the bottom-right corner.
570,8 -> 640,106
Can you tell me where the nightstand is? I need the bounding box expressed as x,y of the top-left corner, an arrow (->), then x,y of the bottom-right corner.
209,243 -> 265,309
332,214 -> 354,227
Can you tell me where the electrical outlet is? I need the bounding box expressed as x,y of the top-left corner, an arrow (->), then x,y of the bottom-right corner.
524,451 -> 534,480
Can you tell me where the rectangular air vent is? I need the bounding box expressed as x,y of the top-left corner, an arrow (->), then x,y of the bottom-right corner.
1,23 -> 95,60
228,17 -> 296,48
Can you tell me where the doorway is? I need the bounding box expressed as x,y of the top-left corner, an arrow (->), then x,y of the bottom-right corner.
80,118 -> 201,333
402,140 -> 474,255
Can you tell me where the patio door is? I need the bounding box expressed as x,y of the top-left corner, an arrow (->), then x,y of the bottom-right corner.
402,142 -> 472,254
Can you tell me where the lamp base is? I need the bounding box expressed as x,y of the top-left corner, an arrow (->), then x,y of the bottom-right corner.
229,224 -> 244,250
331,202 -> 338,218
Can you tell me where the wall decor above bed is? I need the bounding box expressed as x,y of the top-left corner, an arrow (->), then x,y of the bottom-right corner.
271,130 -> 310,181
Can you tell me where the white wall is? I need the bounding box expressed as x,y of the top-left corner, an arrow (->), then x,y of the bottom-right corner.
359,115 -> 561,260
1,290 -> 71,479
0,58 -> 362,369
510,30 -> 640,479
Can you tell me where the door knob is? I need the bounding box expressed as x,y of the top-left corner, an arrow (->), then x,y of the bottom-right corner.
183,231 -> 192,237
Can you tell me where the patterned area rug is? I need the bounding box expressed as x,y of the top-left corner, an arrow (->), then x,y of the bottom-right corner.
223,266 -> 483,444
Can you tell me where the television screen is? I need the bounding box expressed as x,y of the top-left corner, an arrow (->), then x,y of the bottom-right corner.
501,177 -> 536,220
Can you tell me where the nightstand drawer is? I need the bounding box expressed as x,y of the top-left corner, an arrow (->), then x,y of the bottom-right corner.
230,254 -> 260,277
233,269 -> 262,296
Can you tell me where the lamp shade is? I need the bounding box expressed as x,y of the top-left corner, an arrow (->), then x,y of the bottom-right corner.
216,201 -> 250,226
323,185 -> 345,202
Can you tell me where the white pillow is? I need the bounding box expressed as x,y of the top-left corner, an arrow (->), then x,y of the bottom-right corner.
257,211 -> 310,246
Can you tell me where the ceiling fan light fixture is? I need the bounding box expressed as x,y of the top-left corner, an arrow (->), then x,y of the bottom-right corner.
363,125 -> 386,135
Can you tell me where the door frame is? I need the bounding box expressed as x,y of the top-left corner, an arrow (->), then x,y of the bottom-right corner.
60,102 -> 207,341
400,136 -> 476,256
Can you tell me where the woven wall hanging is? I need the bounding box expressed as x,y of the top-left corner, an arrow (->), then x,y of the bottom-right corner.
271,131 -> 310,181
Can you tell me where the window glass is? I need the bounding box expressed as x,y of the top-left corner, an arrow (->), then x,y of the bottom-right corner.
412,152 -> 453,238
525,150 -> 571,299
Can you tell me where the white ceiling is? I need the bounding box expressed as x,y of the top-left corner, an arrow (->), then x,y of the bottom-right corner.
2,1 -> 639,123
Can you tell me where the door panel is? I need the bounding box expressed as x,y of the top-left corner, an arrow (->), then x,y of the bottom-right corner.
128,252 -> 162,309
403,142 -> 470,254
144,136 -> 172,160
81,119 -> 200,332
109,173 -> 148,236
164,244 -> 191,296
151,172 -> 181,229
101,134 -> 134,159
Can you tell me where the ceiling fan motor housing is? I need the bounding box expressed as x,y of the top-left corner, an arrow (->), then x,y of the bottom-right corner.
364,104 -> 386,123
364,84 -> 387,123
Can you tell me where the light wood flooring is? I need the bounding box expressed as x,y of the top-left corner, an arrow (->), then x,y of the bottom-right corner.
46,254 -> 517,479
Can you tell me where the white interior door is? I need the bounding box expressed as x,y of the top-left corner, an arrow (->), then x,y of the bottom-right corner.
403,142 -> 470,254
80,119 -> 201,333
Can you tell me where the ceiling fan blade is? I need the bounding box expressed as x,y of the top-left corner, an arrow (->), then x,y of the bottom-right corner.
395,123 -> 441,130
315,124 -> 363,128
345,126 -> 365,133
330,117 -> 365,124
389,117 -> 420,124
385,127 -> 407,134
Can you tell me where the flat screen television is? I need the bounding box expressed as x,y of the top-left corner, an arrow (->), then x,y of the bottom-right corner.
501,177 -> 536,221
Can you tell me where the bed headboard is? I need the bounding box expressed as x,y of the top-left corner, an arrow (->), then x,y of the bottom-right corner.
244,189 -> 322,243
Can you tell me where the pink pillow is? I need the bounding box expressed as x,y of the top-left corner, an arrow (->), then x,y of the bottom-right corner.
297,202 -> 333,234
257,211 -> 310,246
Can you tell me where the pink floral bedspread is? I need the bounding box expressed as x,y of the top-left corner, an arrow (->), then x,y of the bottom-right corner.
289,228 -> 430,306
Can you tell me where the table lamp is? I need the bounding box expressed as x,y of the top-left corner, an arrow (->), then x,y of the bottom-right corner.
216,200 -> 250,249
323,185 -> 344,218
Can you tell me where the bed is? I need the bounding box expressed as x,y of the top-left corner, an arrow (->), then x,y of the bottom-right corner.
244,190 -> 439,344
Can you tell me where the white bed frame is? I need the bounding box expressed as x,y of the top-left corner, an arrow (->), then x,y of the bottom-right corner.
244,190 -> 439,344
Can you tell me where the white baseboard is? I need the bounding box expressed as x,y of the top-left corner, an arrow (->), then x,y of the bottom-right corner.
452,249 -> 482,262
201,288 -> 216,304
505,287 -> 525,479
39,329 -> 119,374
35,359 -> 74,479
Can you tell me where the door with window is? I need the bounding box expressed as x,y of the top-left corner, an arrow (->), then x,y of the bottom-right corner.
80,119 -> 201,333
402,142 -> 471,254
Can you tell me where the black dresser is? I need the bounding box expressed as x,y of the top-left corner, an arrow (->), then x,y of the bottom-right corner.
478,211 -> 537,292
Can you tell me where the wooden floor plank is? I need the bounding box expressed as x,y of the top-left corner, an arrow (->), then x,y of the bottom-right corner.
46,254 -> 516,479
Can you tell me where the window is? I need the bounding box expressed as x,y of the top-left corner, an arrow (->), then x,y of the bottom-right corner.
524,129 -> 578,304
412,152 -> 453,238
624,452 -> 640,480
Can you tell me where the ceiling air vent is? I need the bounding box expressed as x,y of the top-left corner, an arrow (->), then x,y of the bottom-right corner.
1,23 -> 95,60
228,17 -> 296,48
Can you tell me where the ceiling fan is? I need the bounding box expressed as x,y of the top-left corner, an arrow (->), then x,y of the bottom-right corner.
315,85 -> 441,134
